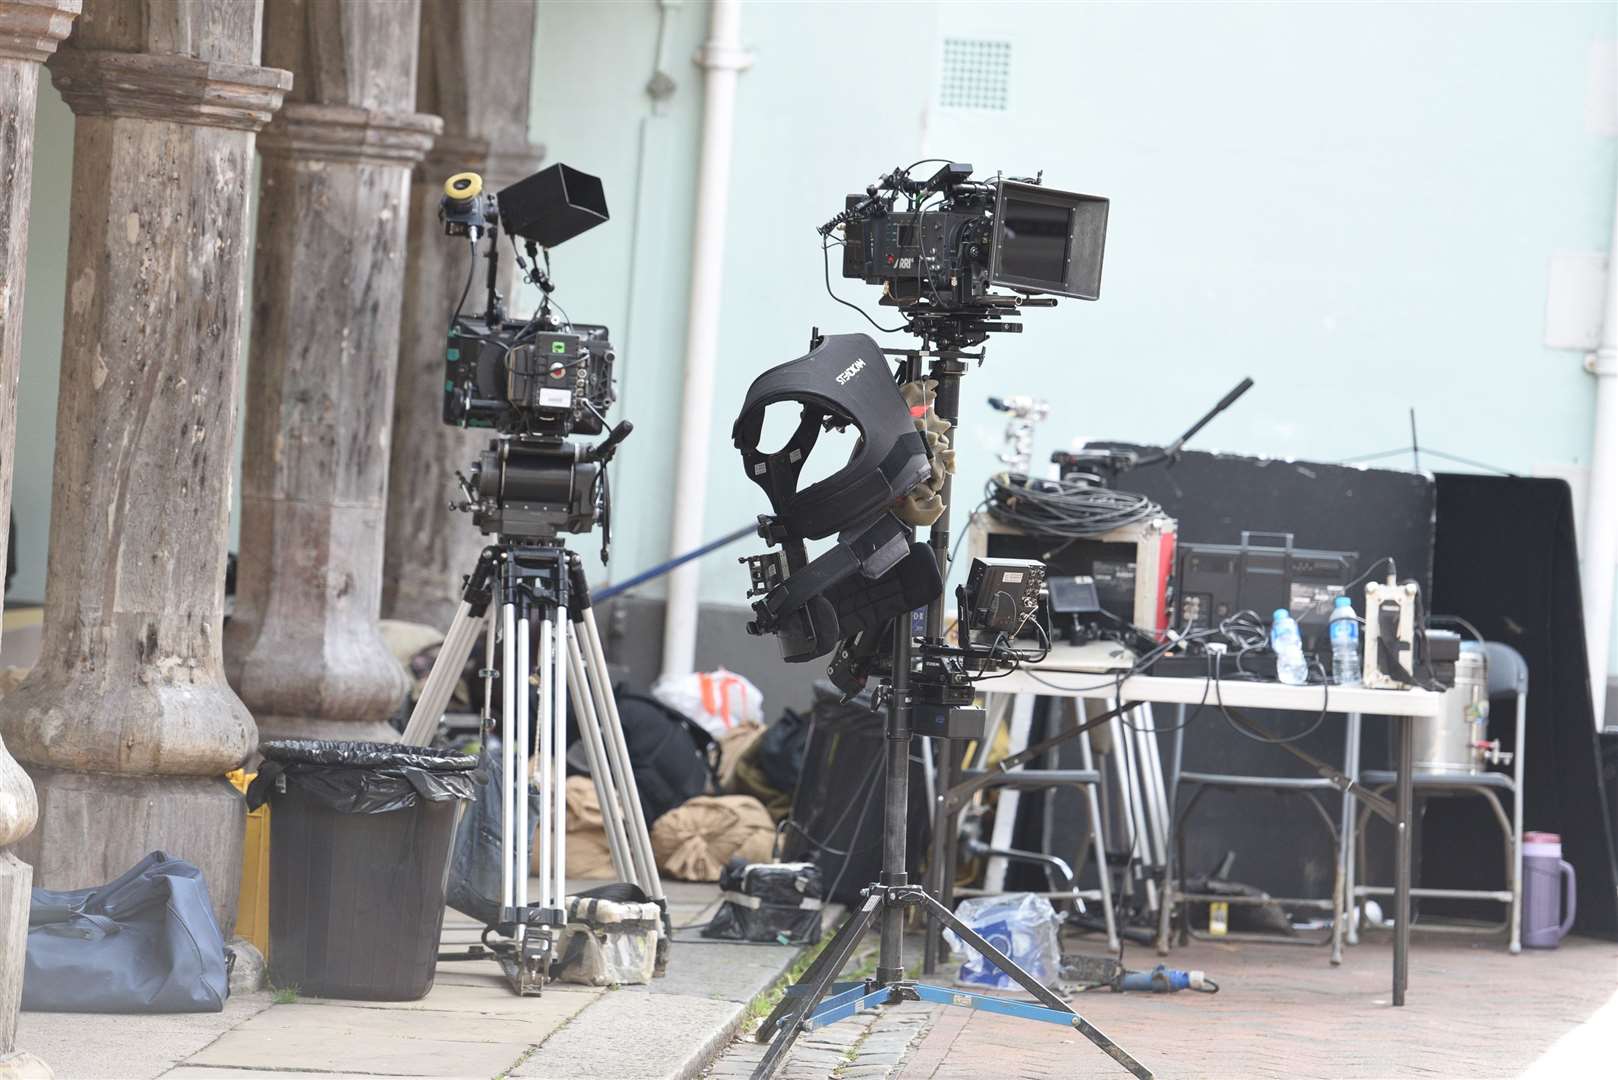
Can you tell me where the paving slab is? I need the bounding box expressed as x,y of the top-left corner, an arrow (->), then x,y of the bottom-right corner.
15,994 -> 274,1080
183,1003 -> 532,1078
169,1072 -> 421,1080
293,980 -> 602,1017
513,989 -> 742,1080
895,935 -> 1618,1080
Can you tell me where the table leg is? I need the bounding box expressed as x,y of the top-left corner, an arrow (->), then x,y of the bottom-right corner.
924,738 -> 955,975
1394,714 -> 1413,1006
1342,711 -> 1361,947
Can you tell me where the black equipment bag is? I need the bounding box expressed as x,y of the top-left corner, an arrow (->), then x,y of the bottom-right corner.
782,682 -> 930,905
24,851 -> 229,1013
613,690 -> 716,823
702,859 -> 824,945
446,746 -> 543,929
756,706 -> 811,794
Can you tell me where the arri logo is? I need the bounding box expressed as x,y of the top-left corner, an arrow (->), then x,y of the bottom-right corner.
895,256 -> 915,271
836,357 -> 867,386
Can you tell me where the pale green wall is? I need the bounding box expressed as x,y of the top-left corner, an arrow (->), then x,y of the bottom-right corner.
12,1 -> 1618,644
13,86 -> 71,606
530,0 -> 1617,619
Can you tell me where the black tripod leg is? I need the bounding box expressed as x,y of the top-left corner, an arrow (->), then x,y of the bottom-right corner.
919,892 -> 1153,1080
751,893 -> 881,1080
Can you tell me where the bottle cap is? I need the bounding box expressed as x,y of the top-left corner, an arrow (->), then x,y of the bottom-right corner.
1273,608 -> 1289,621
1334,596 -> 1353,608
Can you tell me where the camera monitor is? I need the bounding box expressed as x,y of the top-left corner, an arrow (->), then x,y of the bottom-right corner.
990,181 -> 1109,301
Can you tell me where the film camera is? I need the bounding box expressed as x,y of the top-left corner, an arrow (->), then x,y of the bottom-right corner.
438,164 -> 631,549
826,161 -> 1109,316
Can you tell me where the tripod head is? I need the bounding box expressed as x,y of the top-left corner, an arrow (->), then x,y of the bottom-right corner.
453,422 -> 632,559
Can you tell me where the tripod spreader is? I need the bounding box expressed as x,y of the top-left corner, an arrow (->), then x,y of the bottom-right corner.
752,883 -> 1152,1080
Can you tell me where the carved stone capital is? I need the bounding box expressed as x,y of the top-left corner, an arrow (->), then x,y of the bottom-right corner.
47,47 -> 291,131
0,0 -> 77,65
258,102 -> 442,167
421,133 -> 544,188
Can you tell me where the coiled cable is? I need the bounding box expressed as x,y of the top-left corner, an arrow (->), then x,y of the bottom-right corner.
984,471 -> 1160,539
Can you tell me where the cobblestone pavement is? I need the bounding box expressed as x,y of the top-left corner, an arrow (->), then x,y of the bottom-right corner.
706,1000 -> 936,1080
895,933 -> 1618,1080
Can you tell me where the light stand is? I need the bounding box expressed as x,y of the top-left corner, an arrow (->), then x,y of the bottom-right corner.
750,313 -> 1153,1080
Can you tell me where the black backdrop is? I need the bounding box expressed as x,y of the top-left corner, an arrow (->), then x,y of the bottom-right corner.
1011,449 -> 1436,900
1427,474 -> 1617,936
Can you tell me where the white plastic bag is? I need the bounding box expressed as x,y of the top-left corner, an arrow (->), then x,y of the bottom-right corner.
651,668 -> 764,741
942,893 -> 1062,990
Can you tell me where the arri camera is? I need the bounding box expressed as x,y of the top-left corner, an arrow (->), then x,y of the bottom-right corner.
438,165 -> 632,551
825,161 -> 1108,341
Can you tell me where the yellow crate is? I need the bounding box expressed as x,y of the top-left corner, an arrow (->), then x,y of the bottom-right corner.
226,769 -> 271,958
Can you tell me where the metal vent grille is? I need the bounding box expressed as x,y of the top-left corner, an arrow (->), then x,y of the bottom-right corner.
939,37 -> 1012,111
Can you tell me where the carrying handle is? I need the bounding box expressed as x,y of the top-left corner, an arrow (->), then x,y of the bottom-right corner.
1557,860 -> 1578,940
1240,531 -> 1295,551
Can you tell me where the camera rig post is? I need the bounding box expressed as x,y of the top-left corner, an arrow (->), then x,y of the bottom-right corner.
398,164 -> 666,997
750,316 -> 1151,1080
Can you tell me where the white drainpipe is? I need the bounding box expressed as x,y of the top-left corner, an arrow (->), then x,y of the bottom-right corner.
660,0 -> 752,678
1582,188 -> 1618,729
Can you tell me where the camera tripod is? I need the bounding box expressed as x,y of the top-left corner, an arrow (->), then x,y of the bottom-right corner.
751,325 -> 1152,1079
401,543 -> 665,995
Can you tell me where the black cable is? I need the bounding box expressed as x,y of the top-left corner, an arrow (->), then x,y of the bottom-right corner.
1212,652 -> 1331,745
985,472 -> 1159,539
449,236 -> 477,332
1340,555 -> 1397,597
821,236 -> 906,334
1428,613 -> 1486,644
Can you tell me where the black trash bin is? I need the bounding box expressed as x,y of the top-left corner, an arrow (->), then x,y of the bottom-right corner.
247,740 -> 478,1000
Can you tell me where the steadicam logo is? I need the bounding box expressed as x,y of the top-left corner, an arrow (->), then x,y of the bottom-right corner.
836,357 -> 867,385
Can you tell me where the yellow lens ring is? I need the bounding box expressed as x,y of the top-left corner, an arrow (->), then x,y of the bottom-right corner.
444,172 -> 483,199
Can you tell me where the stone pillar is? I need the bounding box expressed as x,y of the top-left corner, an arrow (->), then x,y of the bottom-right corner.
222,0 -> 440,743
1,6 -> 79,1074
0,0 -> 290,935
382,0 -> 543,629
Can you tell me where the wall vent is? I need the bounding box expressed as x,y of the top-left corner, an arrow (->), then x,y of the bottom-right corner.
938,37 -> 1012,111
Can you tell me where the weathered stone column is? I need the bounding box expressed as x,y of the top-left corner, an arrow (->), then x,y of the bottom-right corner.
223,0 -> 440,743
382,0 -> 543,629
0,0 -> 289,935
1,6 -> 78,1074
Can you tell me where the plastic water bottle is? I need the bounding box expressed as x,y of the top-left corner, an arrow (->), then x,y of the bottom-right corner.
1270,608 -> 1308,685
1329,596 -> 1362,686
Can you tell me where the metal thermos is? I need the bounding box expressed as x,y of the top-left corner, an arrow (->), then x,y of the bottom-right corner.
1521,832 -> 1577,948
1412,643 -> 1489,774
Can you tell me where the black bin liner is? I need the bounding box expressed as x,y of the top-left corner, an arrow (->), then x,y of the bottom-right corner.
249,739 -> 477,1001
703,859 -> 824,945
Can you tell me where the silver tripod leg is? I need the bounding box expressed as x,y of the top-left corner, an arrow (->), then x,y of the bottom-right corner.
577,607 -> 665,904
512,602 -> 529,940
549,605 -> 569,912
565,623 -> 637,882
501,600 -> 518,930
401,599 -> 485,747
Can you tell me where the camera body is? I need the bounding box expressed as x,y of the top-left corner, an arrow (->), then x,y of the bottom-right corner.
444,318 -> 616,438
835,164 -> 1109,311
437,164 -> 631,551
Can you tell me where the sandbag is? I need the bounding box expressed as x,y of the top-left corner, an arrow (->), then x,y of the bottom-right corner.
651,795 -> 775,882
717,722 -> 765,792
24,851 -> 228,1013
